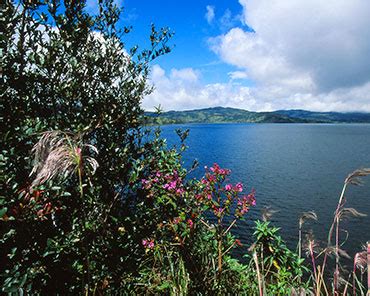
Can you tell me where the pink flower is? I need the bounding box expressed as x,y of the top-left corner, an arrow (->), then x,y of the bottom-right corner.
235,182 -> 243,192
207,174 -> 216,182
156,171 -> 161,177
75,147 -> 82,155
219,168 -> 231,176
187,219 -> 194,228
169,180 -> 177,189
246,190 -> 256,206
225,184 -> 232,191
176,188 -> 184,195
141,179 -> 151,189
142,238 -> 155,249
241,207 -> 249,214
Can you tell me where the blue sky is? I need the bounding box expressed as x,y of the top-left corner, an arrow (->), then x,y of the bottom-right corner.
87,0 -> 370,112
120,0 -> 250,85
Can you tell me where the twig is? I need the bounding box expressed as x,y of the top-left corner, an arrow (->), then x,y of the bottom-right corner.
253,252 -> 264,296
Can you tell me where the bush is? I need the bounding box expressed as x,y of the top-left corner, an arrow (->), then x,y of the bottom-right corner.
1,0 -> 172,293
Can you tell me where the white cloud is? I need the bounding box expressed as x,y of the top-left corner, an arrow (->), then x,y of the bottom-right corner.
205,5 -> 215,24
145,1 -> 370,112
240,0 -> 370,91
207,0 -> 370,111
144,64 -> 370,112
144,65 -> 264,111
228,71 -> 249,80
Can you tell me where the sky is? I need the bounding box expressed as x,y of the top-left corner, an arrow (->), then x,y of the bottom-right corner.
88,0 -> 370,112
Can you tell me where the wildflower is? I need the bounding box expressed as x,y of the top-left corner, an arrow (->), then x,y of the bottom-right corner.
141,179 -> 151,190
148,240 -> 154,249
235,182 -> 243,192
176,188 -> 184,195
142,238 -> 155,249
225,184 -> 233,191
246,191 -> 256,206
210,163 -> 220,173
187,219 -> 194,228
164,180 -> 177,191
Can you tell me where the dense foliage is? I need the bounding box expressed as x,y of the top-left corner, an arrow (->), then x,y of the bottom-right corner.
1,1 -> 368,295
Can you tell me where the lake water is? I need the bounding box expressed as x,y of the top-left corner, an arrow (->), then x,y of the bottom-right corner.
161,123 -> 370,259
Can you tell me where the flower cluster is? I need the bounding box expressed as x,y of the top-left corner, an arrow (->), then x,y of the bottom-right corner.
198,163 -> 256,219
141,169 -> 185,197
142,238 -> 155,250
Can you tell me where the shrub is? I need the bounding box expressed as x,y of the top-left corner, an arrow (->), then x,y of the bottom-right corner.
1,0 -> 172,293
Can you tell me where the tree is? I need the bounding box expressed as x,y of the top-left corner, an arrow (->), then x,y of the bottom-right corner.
0,0 -> 172,293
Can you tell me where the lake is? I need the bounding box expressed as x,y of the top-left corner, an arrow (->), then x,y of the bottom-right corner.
160,123 -> 370,259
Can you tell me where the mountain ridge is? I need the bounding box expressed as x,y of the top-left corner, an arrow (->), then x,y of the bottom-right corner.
145,107 -> 370,124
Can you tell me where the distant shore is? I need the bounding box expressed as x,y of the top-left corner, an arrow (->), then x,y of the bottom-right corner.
145,106 -> 370,124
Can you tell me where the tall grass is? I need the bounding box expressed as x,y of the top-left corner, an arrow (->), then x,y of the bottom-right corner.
300,168 -> 370,295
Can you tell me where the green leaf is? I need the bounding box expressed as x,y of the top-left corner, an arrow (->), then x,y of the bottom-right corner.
0,207 -> 8,218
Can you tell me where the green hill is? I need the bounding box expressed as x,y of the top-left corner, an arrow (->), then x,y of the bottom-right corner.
145,107 -> 308,124
274,109 -> 370,123
145,107 -> 370,124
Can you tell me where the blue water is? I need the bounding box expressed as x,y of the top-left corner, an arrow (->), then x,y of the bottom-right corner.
160,123 -> 370,258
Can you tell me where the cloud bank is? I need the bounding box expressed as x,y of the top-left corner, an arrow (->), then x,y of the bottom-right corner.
145,1 -> 370,112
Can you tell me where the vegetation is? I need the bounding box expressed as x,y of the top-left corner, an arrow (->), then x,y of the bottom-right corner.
1,1 -> 369,295
146,107 -> 370,124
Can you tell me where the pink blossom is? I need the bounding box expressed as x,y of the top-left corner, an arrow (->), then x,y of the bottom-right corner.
156,171 -> 161,177
235,182 -> 243,192
176,188 -> 184,195
225,184 -> 232,191
142,238 -> 155,249
207,174 -> 216,182
141,179 -> 151,189
75,147 -> 82,155
241,208 -> 249,214
187,219 -> 194,228
219,168 -> 231,176
169,180 -> 177,189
